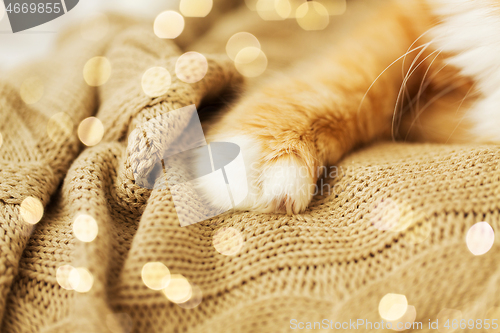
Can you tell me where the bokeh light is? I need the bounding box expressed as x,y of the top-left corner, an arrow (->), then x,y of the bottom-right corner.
370,199 -> 401,232
226,32 -> 261,61
163,274 -> 192,303
371,199 -> 416,232
106,313 -> 133,333
176,283 -> 203,309
234,47 -> 268,78
69,267 -> 94,293
46,112 -> 74,143
389,305 -> 417,332
286,0 -> 307,18
0,132 -> 3,150
141,262 -> 171,290
73,214 -> 98,243
437,308 -> 462,333
154,11 -> 185,39
180,0 -> 213,17
403,220 -> 432,245
56,265 -> 77,290
81,13 -> 110,42
379,293 -> 408,321
275,0 -> 292,18
78,117 -> 104,146
141,67 -> 172,97
175,52 -> 208,83
83,56 -> 112,87
296,1 -> 329,31
213,227 -> 244,256
20,196 -> 44,224
466,221 -> 495,256
20,77 -> 44,105
256,0 -> 291,20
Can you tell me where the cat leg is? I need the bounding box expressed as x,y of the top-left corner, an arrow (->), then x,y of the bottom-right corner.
199,2 -> 428,214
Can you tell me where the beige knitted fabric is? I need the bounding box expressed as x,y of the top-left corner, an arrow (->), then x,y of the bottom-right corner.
1,5 -> 500,333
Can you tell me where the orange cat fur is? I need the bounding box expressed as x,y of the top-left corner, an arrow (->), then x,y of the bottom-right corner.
193,0 -> 498,214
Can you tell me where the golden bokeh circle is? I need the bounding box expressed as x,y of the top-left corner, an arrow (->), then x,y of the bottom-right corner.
371,199 -> 416,233
370,199 -> 401,231
389,305 -> 417,332
0,132 -> 3,150
83,56 -> 111,87
378,293 -> 408,322
163,274 -> 192,303
81,13 -> 110,41
20,196 -> 44,224
275,0 -> 292,19
226,32 -> 261,61
20,77 -> 44,105
466,221 -> 495,256
141,262 -> 171,290
78,117 -> 104,146
141,67 -> 172,97
73,214 -> 99,243
175,52 -> 208,83
234,47 -> 268,78
296,1 -> 329,31
213,227 -> 244,256
47,112 -> 74,143
176,283 -> 203,309
256,0 -> 291,20
180,0 -> 213,17
403,220 -> 432,245
69,267 -> 94,293
56,264 -> 77,290
154,11 -> 185,39
286,0 -> 308,18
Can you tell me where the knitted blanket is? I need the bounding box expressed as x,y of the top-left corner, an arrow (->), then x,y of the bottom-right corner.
1,4 -> 499,333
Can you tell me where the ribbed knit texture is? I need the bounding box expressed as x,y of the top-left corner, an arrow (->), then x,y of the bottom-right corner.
1,5 -> 499,333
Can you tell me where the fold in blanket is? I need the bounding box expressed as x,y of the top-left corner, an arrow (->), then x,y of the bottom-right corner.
1,6 -> 500,333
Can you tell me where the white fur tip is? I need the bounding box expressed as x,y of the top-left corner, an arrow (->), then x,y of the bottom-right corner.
195,134 -> 315,215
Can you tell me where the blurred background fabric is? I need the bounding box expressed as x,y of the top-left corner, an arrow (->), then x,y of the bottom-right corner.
0,0 -> 179,69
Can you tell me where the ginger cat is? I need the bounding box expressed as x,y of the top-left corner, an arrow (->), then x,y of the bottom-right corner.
194,0 -> 500,214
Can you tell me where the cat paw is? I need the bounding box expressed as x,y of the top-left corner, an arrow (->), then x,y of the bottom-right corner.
195,134 -> 317,214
